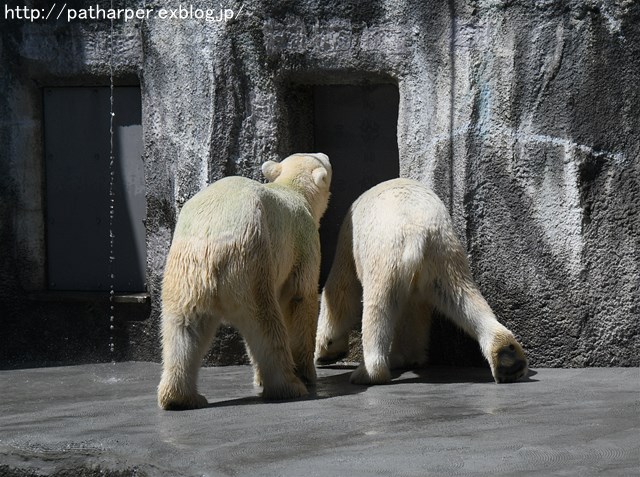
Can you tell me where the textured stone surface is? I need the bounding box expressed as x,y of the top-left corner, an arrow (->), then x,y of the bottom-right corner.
0,1 -> 638,368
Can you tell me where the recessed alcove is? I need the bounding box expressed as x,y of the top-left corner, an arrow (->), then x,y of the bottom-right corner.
281,81 -> 400,283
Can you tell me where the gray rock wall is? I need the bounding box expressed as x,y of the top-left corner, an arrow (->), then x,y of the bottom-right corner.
1,0 -> 638,368
452,1 -> 640,366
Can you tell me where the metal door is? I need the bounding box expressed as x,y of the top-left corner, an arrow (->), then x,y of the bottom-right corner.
44,87 -> 146,292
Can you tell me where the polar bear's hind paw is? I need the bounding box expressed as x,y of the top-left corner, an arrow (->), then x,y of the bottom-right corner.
158,392 -> 208,411
493,342 -> 528,383
350,362 -> 392,385
262,376 -> 309,400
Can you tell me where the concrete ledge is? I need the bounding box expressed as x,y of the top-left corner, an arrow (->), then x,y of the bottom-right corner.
26,292 -> 150,304
0,363 -> 638,476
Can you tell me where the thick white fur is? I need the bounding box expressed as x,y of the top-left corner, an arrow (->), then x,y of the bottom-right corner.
315,178 -> 527,385
158,153 -> 331,410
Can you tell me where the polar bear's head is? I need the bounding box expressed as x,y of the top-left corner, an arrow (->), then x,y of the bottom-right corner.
262,153 -> 332,225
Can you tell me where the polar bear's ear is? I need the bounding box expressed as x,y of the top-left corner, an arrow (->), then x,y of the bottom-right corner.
312,167 -> 328,187
262,161 -> 282,182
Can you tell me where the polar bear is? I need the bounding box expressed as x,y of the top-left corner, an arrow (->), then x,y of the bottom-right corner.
315,178 -> 527,385
158,153 -> 332,410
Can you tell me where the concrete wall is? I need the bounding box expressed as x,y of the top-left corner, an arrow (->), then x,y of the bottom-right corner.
1,0 -> 638,368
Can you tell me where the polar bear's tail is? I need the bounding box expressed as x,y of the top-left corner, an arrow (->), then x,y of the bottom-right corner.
399,231 -> 429,287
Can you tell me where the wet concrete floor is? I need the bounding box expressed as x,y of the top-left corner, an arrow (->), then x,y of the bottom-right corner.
0,363 -> 638,476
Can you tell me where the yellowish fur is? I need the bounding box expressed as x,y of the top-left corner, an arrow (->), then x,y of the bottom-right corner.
315,178 -> 527,385
158,153 -> 331,410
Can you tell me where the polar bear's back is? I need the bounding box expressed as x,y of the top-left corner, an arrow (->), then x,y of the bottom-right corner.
175,176 -> 263,240
348,178 -> 461,286
175,176 -> 310,243
350,178 -> 451,238
164,175 -> 316,310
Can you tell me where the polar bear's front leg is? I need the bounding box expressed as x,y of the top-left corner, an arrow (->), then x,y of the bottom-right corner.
315,223 -> 362,366
315,286 -> 361,365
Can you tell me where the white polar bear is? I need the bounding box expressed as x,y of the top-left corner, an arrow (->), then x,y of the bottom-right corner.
158,153 -> 332,410
315,178 -> 527,385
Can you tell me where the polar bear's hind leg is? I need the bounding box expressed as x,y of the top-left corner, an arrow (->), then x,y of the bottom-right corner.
286,294 -> 319,385
236,283 -> 308,400
350,278 -> 408,385
157,311 -> 220,410
427,270 -> 528,383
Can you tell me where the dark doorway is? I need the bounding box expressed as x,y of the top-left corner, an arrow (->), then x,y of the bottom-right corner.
44,87 -> 146,292
313,84 -> 400,284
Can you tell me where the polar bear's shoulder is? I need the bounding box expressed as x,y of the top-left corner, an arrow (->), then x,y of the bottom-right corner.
175,176 -> 265,237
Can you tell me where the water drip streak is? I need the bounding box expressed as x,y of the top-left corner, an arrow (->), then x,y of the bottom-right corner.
108,0 -> 116,362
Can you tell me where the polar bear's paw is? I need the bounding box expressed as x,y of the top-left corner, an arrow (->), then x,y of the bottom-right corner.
350,362 -> 392,385
158,391 -> 208,411
262,376 -> 309,400
491,334 -> 528,384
